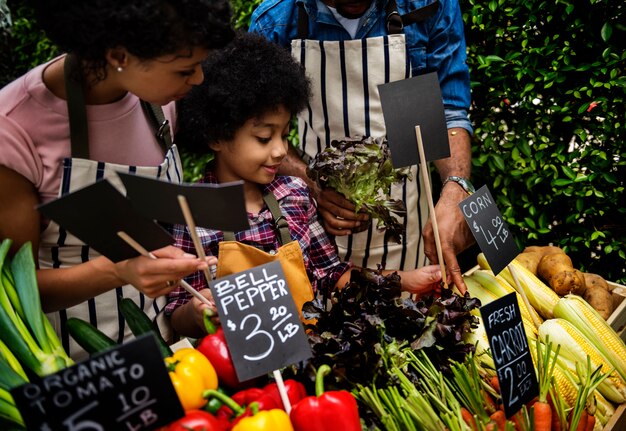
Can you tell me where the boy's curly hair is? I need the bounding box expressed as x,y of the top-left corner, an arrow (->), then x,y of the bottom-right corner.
28,0 -> 234,82
176,32 -> 311,155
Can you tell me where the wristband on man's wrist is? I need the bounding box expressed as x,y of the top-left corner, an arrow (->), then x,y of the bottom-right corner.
441,176 -> 475,195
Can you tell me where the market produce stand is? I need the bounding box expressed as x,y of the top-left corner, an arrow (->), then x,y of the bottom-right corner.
607,282 -> 626,341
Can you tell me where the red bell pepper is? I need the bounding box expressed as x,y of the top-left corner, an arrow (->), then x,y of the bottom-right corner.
214,387 -> 281,423
212,379 -> 307,426
196,310 -> 242,389
165,409 -> 228,431
205,389 -> 274,430
290,365 -> 361,431
263,379 -> 308,408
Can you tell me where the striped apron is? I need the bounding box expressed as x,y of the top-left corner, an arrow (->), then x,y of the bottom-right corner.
39,55 -> 183,361
40,151 -> 182,362
291,33 -> 430,271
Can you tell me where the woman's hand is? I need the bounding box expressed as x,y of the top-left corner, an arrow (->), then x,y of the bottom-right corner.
114,245 -> 211,297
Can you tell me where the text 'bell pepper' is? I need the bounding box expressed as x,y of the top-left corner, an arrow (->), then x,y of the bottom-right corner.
164,409 -> 228,431
166,347 -> 218,411
289,365 -> 361,431
231,404 -> 293,431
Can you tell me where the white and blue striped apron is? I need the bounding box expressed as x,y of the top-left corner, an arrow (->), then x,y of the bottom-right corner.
38,54 -> 183,361
292,33 -> 430,271
39,149 -> 183,362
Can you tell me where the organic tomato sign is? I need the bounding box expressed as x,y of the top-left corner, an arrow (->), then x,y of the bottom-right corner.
480,292 -> 538,418
11,334 -> 183,431
210,261 -> 312,381
459,185 -> 519,275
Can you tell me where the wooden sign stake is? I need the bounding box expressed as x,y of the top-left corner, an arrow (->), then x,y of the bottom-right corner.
272,369 -> 292,414
117,231 -> 213,307
177,194 -> 215,287
415,125 -> 447,288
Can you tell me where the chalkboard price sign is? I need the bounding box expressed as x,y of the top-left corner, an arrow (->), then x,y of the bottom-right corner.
210,261 -> 312,381
459,185 -> 519,275
11,334 -> 183,431
480,292 -> 538,418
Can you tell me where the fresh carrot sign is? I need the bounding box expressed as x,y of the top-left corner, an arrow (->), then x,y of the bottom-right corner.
480,292 -> 538,417
210,261 -> 312,381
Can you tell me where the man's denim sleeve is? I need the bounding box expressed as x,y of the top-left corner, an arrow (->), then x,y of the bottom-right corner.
445,108 -> 473,135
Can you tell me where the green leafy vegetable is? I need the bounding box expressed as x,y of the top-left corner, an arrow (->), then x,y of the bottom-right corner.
294,267 -> 481,392
307,137 -> 411,243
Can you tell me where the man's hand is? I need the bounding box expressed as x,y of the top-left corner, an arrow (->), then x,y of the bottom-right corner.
314,188 -> 370,236
422,183 -> 475,294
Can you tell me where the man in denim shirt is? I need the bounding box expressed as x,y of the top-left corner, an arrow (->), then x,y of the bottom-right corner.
250,0 -> 474,293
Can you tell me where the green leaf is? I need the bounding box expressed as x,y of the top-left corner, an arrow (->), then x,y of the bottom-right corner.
553,179 -> 572,186
601,23 -> 612,42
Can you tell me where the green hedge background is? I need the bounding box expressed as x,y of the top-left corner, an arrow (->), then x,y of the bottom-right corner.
1,0 -> 624,283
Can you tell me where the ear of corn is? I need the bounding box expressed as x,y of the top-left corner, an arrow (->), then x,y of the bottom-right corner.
538,318 -> 626,403
530,338 -> 579,408
463,274 -> 499,307
503,258 -> 559,319
463,314 -> 496,375
554,294 -> 626,382
468,269 -> 542,333
593,390 -> 615,426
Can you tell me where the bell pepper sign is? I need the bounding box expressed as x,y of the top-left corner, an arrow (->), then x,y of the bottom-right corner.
166,348 -> 218,411
289,365 -> 361,431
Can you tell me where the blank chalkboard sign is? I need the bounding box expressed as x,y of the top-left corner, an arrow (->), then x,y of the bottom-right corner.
210,261 -> 312,381
480,292 -> 538,418
11,334 -> 183,431
459,185 -> 519,275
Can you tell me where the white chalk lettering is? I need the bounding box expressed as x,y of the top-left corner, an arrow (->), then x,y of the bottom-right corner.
491,321 -> 528,366
462,191 -> 493,218
487,304 -> 516,327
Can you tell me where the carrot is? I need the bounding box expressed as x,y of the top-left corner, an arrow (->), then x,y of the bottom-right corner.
531,400 -> 552,431
550,405 -> 561,431
584,414 -> 595,431
490,375 -> 501,394
510,410 -> 523,431
490,410 -> 507,431
460,407 -> 476,430
573,410 -> 588,431
484,391 -> 498,414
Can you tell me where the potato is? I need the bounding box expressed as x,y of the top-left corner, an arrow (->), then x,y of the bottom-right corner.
583,272 -> 609,291
523,245 -> 566,258
515,251 -> 542,275
537,253 -> 586,296
570,269 -> 587,296
583,286 -> 614,320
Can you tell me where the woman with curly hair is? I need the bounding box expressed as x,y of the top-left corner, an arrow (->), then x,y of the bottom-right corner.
168,33 -> 443,338
0,0 -> 234,359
